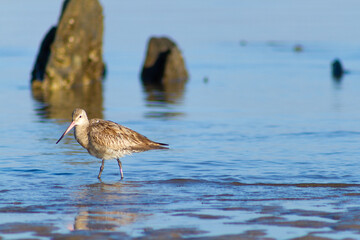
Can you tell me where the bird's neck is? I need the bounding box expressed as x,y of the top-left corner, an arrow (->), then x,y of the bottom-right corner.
74,122 -> 89,149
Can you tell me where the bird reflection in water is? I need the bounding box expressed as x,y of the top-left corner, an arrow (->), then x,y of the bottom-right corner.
71,182 -> 140,231
73,210 -> 138,231
32,79 -> 103,121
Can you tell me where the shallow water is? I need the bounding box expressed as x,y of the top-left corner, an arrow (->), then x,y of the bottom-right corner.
2,0 -> 360,239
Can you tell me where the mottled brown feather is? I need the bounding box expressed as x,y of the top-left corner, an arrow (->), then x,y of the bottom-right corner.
88,119 -> 168,153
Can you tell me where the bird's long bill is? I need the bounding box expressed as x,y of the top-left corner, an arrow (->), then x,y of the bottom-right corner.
56,121 -> 76,144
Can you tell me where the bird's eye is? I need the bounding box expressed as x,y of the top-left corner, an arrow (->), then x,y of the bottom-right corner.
79,116 -> 82,118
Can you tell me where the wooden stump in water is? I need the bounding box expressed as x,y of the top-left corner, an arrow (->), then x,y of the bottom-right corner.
141,37 -> 188,86
141,37 -> 188,103
31,27 -> 57,86
31,0 -> 105,119
31,0 -> 105,91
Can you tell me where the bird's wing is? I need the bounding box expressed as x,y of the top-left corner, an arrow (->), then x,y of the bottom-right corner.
88,119 -> 161,151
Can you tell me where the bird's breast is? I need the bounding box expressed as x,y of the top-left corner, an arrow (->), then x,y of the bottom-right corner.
74,125 -> 89,149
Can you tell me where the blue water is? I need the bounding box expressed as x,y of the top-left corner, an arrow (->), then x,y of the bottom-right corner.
1,0 -> 360,239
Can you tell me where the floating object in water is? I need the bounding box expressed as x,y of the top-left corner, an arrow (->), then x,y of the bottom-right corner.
331,58 -> 344,79
293,44 -> 303,52
239,40 -> 248,46
56,108 -> 168,179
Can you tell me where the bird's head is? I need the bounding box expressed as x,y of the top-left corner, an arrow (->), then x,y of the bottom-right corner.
56,108 -> 88,144
72,108 -> 88,126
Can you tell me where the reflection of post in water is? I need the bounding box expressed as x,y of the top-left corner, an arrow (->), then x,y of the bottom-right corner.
32,80 -> 103,120
72,182 -> 139,231
141,36 -> 188,104
30,0 -> 105,120
142,80 -> 186,104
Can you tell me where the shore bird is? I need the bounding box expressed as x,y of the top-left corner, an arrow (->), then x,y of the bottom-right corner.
56,108 -> 168,179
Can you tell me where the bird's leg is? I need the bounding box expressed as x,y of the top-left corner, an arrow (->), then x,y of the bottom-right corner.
116,158 -> 124,179
98,159 -> 105,179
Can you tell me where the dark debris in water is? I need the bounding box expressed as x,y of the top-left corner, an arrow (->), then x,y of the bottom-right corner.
52,231 -> 130,240
229,182 -> 360,188
290,235 -> 334,240
248,216 -> 330,229
172,213 -> 231,220
190,230 -> 271,240
0,205 -> 46,213
0,222 -> 57,236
